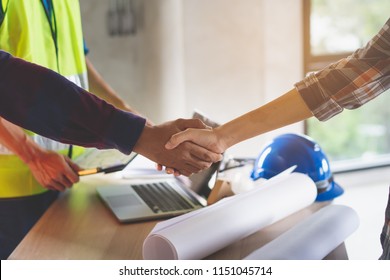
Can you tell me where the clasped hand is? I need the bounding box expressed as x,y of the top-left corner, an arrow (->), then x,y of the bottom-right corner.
133,118 -> 223,177
29,119 -> 225,192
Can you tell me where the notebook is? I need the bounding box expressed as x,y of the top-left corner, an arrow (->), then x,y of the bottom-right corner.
74,148 -> 138,176
96,110 -> 222,223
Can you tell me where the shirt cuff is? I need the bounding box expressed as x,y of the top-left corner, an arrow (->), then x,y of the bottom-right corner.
105,110 -> 146,155
295,74 -> 343,121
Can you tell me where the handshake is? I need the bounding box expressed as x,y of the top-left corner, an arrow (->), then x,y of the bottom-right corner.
133,118 -> 228,177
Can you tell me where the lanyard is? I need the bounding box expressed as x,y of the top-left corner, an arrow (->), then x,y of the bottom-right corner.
40,0 -> 59,71
41,0 -> 73,157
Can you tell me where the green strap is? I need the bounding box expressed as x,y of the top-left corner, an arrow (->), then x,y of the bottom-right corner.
0,1 -> 4,26
0,0 -> 9,26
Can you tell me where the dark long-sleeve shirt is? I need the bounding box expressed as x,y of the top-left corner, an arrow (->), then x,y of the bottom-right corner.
0,50 -> 146,155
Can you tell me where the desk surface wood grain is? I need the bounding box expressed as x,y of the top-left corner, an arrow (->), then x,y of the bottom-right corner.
8,174 -> 347,260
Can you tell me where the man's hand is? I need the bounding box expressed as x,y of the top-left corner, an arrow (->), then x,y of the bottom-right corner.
165,127 -> 227,154
27,150 -> 81,192
0,117 -> 80,191
133,119 -> 223,177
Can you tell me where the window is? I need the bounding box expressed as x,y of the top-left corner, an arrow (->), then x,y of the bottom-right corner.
303,0 -> 390,171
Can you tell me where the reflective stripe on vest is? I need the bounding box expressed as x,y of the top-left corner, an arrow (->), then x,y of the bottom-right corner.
0,0 -> 87,198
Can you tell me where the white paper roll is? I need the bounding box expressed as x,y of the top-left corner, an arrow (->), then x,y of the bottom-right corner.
243,204 -> 359,260
143,172 -> 317,260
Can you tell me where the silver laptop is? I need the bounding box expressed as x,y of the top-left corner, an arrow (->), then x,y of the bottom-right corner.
96,110 -> 221,223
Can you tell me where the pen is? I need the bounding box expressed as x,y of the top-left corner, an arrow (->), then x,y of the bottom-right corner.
77,164 -> 127,176
78,168 -> 102,176
102,164 -> 127,174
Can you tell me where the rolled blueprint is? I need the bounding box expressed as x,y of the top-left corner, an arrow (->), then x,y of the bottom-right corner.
143,172 -> 317,260
244,204 -> 359,260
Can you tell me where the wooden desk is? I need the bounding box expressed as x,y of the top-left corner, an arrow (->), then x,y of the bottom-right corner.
8,174 -> 348,260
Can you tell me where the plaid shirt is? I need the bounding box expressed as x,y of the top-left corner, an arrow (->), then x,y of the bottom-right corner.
295,18 -> 390,260
295,17 -> 390,121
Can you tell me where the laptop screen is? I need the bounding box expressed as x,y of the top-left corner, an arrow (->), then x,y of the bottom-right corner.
186,110 -> 222,197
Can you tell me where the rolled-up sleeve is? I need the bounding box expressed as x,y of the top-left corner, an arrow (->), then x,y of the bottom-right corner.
295,18 -> 390,121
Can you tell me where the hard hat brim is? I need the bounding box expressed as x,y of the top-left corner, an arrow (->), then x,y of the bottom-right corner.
315,181 -> 344,202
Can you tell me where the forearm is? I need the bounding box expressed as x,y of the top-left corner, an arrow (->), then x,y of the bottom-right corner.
0,118 -> 43,164
85,58 -> 153,125
0,118 -> 80,191
86,58 -> 130,110
216,88 -> 313,149
0,51 -> 146,154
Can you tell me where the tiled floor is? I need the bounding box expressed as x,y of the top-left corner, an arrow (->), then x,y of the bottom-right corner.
333,167 -> 390,260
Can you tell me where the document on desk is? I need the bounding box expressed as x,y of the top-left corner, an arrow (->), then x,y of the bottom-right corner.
243,204 -> 359,260
142,172 -> 317,260
120,154 -> 173,179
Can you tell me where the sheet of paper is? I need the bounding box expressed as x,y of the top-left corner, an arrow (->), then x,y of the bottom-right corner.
243,204 -> 359,260
143,172 -> 317,260
121,155 -> 173,179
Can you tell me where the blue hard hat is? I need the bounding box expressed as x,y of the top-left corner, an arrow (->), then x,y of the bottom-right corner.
251,133 -> 344,201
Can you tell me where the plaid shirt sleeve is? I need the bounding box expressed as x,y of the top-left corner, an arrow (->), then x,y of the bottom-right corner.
295,17 -> 390,121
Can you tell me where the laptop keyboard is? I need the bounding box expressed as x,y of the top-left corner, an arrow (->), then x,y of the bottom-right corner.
132,182 -> 201,213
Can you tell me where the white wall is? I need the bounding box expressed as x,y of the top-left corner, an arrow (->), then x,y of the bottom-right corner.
80,0 -> 305,158
261,0 -> 305,147
79,0 -> 145,114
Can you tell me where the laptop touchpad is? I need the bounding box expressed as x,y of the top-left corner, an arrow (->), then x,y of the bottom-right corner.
106,194 -> 142,208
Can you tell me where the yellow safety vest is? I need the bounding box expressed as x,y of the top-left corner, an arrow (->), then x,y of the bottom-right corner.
0,0 -> 87,198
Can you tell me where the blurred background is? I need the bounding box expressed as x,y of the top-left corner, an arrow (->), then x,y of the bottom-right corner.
79,0 -> 389,165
